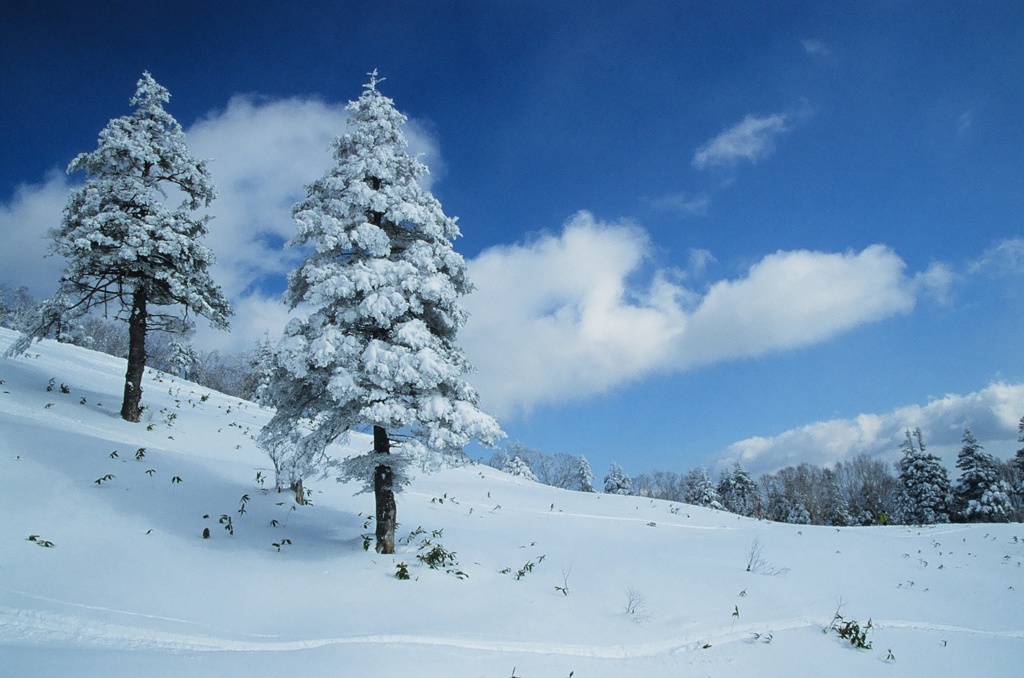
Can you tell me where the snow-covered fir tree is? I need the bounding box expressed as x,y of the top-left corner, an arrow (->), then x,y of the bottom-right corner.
894,428 -> 951,525
7,73 -> 231,422
717,463 -> 761,517
952,428 -> 1011,523
683,467 -> 724,509
1014,418 -> 1024,508
504,455 -> 538,482
168,336 -> 198,380
576,455 -> 596,493
819,468 -> 852,526
785,502 -> 812,525
258,72 -> 503,554
604,461 -> 633,495
247,336 -> 276,406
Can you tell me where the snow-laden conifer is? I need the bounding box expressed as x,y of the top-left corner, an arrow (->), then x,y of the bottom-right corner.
718,462 -> 761,517
604,462 -> 633,495
576,455 -> 596,493
894,428 -> 950,524
952,428 -> 1011,523
504,455 -> 538,482
258,72 -> 502,553
683,467 -> 724,509
7,73 -> 231,421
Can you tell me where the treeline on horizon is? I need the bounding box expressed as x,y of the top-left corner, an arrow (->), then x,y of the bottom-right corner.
5,284 -> 1024,526
487,432 -> 1024,526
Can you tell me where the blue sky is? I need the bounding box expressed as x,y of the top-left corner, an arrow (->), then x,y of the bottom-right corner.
2,1 -> 1023,478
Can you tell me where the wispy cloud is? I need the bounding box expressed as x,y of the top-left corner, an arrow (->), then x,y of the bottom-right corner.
968,237 -> 1024,277
647,191 -> 710,217
717,382 -> 1024,475
958,111 -> 973,133
801,38 -> 830,57
692,113 -> 790,169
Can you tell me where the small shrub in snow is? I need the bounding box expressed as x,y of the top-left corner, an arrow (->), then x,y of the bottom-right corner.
745,538 -> 789,576
624,588 -> 650,623
827,611 -> 873,649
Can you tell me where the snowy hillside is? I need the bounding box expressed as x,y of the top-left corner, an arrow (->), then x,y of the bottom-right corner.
1,327 -> 1022,677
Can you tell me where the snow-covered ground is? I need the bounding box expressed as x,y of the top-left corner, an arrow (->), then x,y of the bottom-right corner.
1,327 -> 1022,676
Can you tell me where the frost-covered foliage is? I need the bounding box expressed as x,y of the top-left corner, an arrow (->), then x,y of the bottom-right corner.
717,463 -> 761,517
682,467 -> 724,509
8,72 -> 230,355
168,337 -> 198,379
952,428 -> 1012,523
258,72 -> 502,490
247,337 -> 276,406
604,461 -> 633,495
894,428 -> 950,525
576,455 -> 596,493
0,284 -> 35,331
6,73 -> 231,422
504,454 -> 538,482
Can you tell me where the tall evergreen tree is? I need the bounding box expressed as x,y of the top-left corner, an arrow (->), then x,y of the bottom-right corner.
894,428 -> 951,524
953,428 -> 1011,522
683,467 -> 723,509
7,73 -> 231,421
576,455 -> 596,493
717,462 -> 761,517
258,73 -> 502,554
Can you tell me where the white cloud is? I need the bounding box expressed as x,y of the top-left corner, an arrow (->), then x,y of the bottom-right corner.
692,113 -> 790,169
0,171 -> 72,297
718,382 -> 1024,475
673,245 -> 917,368
463,218 -> 928,419
461,212 -> 687,417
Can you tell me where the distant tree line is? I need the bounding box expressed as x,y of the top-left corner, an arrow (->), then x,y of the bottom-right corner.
486,427 -> 1024,525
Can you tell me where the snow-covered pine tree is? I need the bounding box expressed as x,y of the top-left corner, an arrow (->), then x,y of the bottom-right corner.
504,455 -> 538,482
7,73 -> 231,422
953,428 -> 1011,523
576,455 -> 596,493
683,467 -> 724,509
894,428 -> 951,525
604,461 -> 633,495
717,462 -> 761,517
168,336 -> 198,380
819,468 -> 852,526
1014,418 -> 1024,510
258,72 -> 503,554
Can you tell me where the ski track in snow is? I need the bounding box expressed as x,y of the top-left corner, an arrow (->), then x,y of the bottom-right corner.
3,604 -> 1021,658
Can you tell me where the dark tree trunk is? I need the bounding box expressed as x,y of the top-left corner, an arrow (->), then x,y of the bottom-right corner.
290,478 -> 306,505
121,287 -> 148,422
373,425 -> 396,554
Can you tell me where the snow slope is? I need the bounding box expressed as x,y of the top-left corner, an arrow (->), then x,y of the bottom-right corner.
1,327 -> 1022,677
